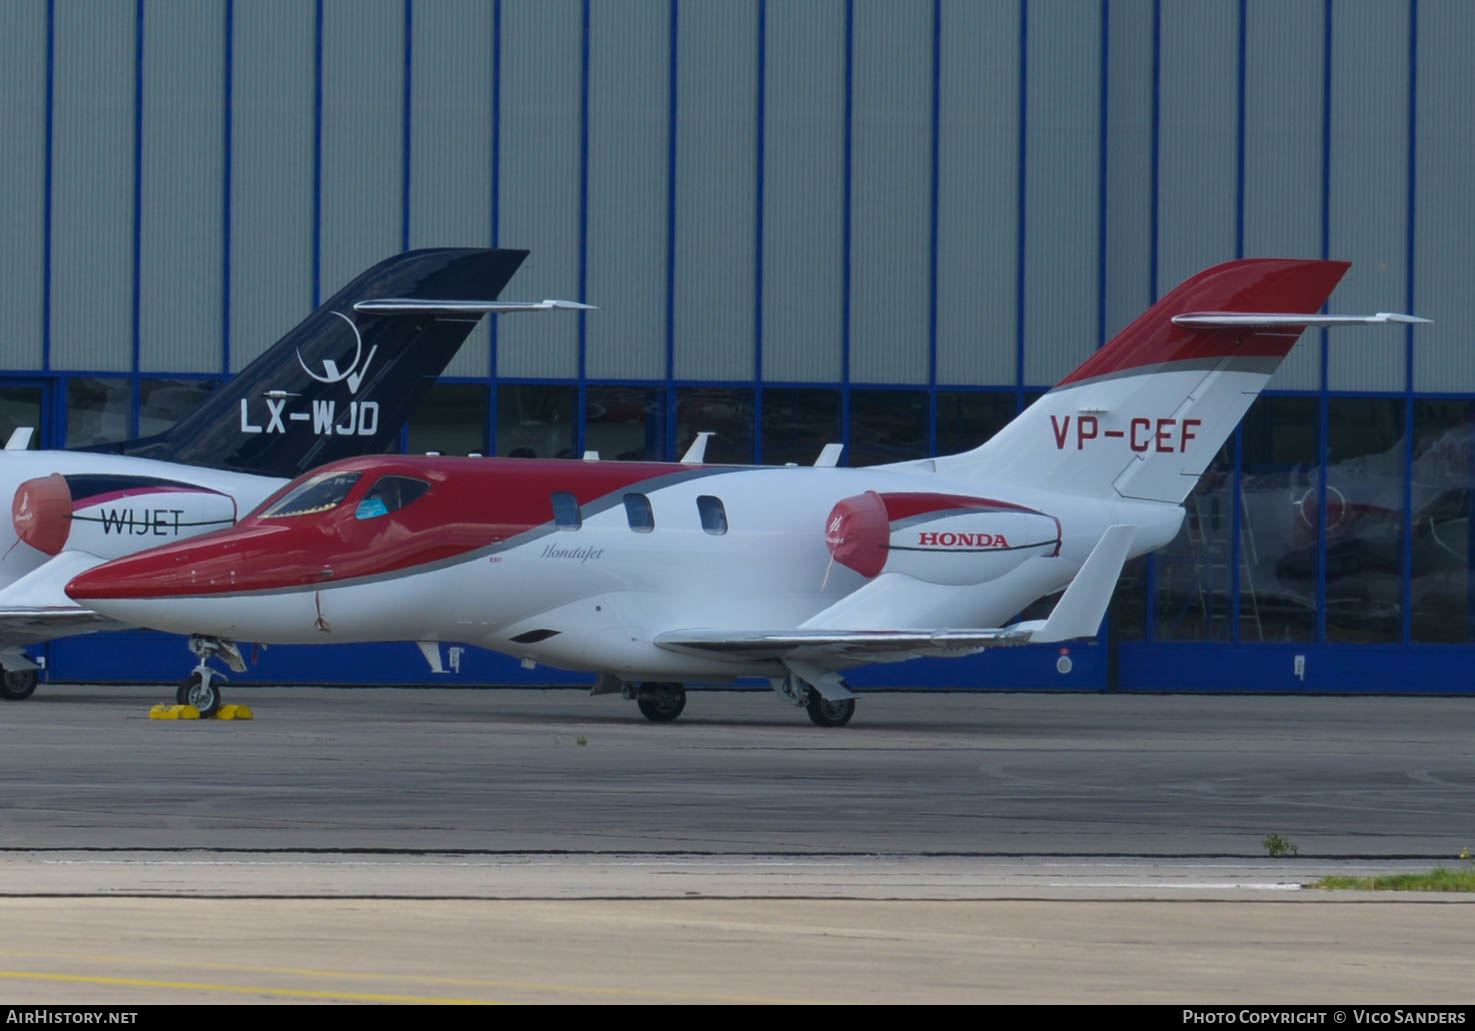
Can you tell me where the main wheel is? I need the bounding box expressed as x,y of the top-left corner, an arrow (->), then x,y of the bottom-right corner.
0,666 -> 38,701
176,672 -> 222,718
636,682 -> 686,723
806,692 -> 855,727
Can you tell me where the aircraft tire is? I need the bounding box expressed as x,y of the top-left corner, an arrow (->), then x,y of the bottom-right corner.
0,666 -> 38,701
805,693 -> 855,728
636,682 -> 686,723
177,673 -> 222,719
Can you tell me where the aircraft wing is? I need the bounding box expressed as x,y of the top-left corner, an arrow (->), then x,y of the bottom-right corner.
653,626 -> 1035,664
0,551 -> 120,646
0,605 -> 122,647
656,525 -> 1135,666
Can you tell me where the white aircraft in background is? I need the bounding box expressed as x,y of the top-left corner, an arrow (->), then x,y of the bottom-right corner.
64,259 -> 1427,724
0,247 -> 587,700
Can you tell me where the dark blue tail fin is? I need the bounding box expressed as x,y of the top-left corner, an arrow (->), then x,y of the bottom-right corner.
99,248 -> 528,477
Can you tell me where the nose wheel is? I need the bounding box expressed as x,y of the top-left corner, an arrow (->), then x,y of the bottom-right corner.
171,636 -> 246,718
177,670 -> 223,719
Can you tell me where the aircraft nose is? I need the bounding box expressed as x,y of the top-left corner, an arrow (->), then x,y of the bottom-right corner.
65,545 -> 208,602
64,526 -> 281,602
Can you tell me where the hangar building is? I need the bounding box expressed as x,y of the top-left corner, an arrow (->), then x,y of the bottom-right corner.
2,0 -> 1471,692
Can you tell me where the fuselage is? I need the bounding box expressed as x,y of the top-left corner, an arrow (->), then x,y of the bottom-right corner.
65,454 -> 1184,681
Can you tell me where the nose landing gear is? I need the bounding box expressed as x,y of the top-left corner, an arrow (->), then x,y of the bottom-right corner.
174,636 -> 246,718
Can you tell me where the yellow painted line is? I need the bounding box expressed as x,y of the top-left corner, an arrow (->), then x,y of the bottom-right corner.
0,955 -> 817,1005
0,970 -> 499,1005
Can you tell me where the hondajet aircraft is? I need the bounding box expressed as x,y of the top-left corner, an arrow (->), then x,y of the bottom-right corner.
64,259 -> 1427,724
0,247 -> 586,700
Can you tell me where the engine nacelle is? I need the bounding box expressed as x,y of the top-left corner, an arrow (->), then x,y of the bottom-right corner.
825,491 -> 1060,586
13,473 -> 237,559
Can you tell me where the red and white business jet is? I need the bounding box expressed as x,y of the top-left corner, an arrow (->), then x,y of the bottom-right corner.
65,259 -> 1426,724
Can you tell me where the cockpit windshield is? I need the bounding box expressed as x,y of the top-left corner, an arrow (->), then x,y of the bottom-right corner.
354,475 -> 431,520
259,471 -> 362,519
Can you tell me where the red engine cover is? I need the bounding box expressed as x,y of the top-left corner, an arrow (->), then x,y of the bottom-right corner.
824,491 -> 890,578
13,473 -> 72,556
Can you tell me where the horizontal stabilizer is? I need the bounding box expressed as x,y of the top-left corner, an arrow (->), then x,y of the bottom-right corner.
1172,311 -> 1431,328
353,298 -> 595,315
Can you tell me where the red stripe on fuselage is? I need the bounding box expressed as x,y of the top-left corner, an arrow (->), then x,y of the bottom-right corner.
1056,258 -> 1348,388
876,492 -> 1041,522
65,455 -> 724,600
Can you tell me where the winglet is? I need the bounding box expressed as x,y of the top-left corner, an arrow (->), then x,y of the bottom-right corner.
1027,525 -> 1134,643
813,443 -> 844,467
680,431 -> 714,464
5,428 -> 33,451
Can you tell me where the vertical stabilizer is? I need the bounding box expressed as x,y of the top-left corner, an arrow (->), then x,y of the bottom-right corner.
97,248 -> 529,478
934,258 -> 1351,504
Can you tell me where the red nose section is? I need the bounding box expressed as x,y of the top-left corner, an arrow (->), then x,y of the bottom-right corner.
14,473 -> 72,556
65,524 -> 297,601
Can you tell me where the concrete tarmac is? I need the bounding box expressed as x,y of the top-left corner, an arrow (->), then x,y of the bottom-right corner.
0,685 -> 1473,1003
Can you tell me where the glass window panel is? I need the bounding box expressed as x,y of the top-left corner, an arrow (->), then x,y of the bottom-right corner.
497,384 -> 575,458
408,382 -> 489,456
1324,398 -> 1406,643
761,388 -> 840,466
675,387 -> 754,464
935,390 -> 1016,457
1153,444 -> 1233,641
66,377 -> 131,447
140,379 -> 217,437
262,471 -> 361,518
586,385 -> 665,461
850,389 -> 927,466
1239,396 -> 1320,642
551,491 -> 582,530
697,495 -> 727,535
1411,400 -> 1475,642
0,386 -> 44,449
355,476 -> 429,520
624,493 -> 654,533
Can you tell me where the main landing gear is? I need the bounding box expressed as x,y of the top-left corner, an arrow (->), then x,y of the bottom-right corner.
776,669 -> 856,727
618,673 -> 857,727
0,665 -> 38,701
174,636 -> 246,719
633,681 -> 686,722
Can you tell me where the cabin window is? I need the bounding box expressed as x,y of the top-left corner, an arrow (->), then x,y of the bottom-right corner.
260,471 -> 362,519
355,476 -> 431,520
697,495 -> 727,535
551,491 -> 582,530
623,493 -> 654,533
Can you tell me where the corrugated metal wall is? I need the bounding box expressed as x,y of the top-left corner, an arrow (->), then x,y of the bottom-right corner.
50,0 -> 135,373
496,0 -> 580,380
3,0 -> 1471,393
0,1 -> 47,372
229,0 -> 314,372
139,0 -> 224,374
